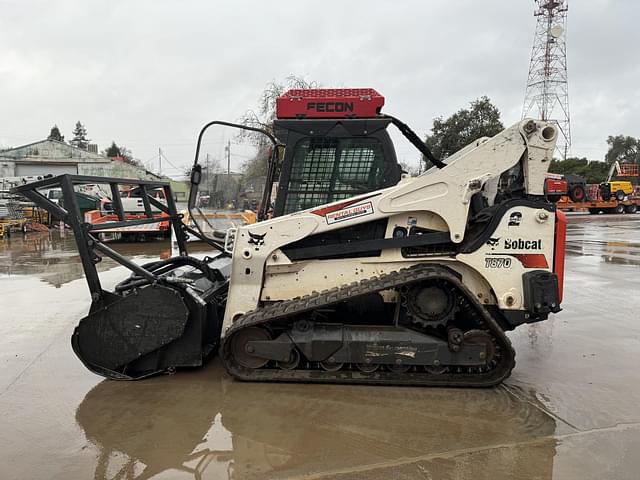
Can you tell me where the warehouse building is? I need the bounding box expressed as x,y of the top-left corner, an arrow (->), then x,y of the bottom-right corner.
0,139 -> 155,180
0,139 -> 192,202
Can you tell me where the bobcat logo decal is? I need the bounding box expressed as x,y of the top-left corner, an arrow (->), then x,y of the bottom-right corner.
248,231 -> 266,246
486,237 -> 501,250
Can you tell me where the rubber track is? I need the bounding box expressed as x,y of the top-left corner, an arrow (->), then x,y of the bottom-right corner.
221,264 -> 515,387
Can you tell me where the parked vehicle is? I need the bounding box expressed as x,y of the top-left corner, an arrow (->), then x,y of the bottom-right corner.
600,180 -> 633,201
543,173 -> 587,202
119,186 -> 166,214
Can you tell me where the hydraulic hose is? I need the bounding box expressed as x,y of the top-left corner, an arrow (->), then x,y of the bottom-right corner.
385,114 -> 446,169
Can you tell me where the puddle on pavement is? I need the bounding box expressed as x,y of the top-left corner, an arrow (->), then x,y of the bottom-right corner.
0,229 -> 215,286
565,214 -> 640,266
73,367 -> 558,480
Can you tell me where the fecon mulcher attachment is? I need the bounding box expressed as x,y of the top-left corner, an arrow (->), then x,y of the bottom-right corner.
13,88 -> 566,386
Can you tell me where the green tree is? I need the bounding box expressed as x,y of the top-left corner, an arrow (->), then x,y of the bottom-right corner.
70,121 -> 90,150
102,141 -> 139,166
103,141 -> 121,158
424,96 -> 504,168
47,125 -> 64,142
604,135 -> 640,165
239,75 -> 319,178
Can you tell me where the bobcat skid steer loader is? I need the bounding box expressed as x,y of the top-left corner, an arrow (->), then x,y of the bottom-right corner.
13,89 -> 566,386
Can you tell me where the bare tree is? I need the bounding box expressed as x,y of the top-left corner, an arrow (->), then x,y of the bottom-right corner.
239,75 -> 319,178
239,75 -> 319,139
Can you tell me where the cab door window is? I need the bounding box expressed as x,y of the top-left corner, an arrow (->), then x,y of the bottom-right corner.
283,137 -> 385,214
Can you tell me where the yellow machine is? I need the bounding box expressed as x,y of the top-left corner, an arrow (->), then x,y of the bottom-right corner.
0,220 -> 23,238
603,162 -> 636,200
605,181 -> 633,199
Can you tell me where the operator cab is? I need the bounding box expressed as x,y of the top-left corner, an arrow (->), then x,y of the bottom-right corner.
187,88 -> 432,246
272,89 -> 402,217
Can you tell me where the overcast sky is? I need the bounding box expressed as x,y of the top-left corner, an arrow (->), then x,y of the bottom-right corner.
1,0 -> 638,177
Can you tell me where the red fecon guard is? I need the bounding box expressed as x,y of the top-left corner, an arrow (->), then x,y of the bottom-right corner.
276,88 -> 384,119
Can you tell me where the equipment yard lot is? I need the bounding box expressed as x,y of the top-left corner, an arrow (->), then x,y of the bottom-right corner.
0,214 -> 639,480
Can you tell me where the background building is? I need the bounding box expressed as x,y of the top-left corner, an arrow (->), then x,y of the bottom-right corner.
0,139 -> 157,180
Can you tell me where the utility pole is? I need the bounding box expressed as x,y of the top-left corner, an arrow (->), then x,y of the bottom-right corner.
205,153 -> 210,194
225,140 -> 231,177
158,148 -> 162,176
522,0 -> 571,159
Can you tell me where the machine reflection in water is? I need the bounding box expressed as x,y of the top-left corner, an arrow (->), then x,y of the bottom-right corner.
75,365 -> 557,480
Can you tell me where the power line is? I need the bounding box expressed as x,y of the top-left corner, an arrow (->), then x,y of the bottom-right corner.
159,150 -> 186,175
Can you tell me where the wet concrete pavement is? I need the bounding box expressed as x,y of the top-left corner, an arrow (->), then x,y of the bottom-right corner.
0,214 -> 639,479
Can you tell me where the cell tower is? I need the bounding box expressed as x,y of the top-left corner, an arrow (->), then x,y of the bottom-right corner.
522,0 -> 571,159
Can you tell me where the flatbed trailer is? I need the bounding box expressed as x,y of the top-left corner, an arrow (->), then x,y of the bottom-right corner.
554,182 -> 640,214
557,197 -> 640,214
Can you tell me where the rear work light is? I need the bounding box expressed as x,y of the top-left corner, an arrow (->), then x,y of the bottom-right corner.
276,88 -> 384,119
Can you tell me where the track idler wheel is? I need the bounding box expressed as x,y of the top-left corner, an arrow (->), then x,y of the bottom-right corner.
386,363 -> 411,373
277,348 -> 301,370
319,360 -> 344,372
356,363 -> 379,373
229,327 -> 271,369
463,330 -> 496,365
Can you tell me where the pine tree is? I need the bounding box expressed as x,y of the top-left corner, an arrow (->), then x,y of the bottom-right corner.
101,140 -> 139,166
70,121 -> 90,150
47,125 -> 65,142
103,141 -> 121,158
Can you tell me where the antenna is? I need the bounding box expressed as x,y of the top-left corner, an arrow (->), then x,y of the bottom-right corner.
522,0 -> 571,159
